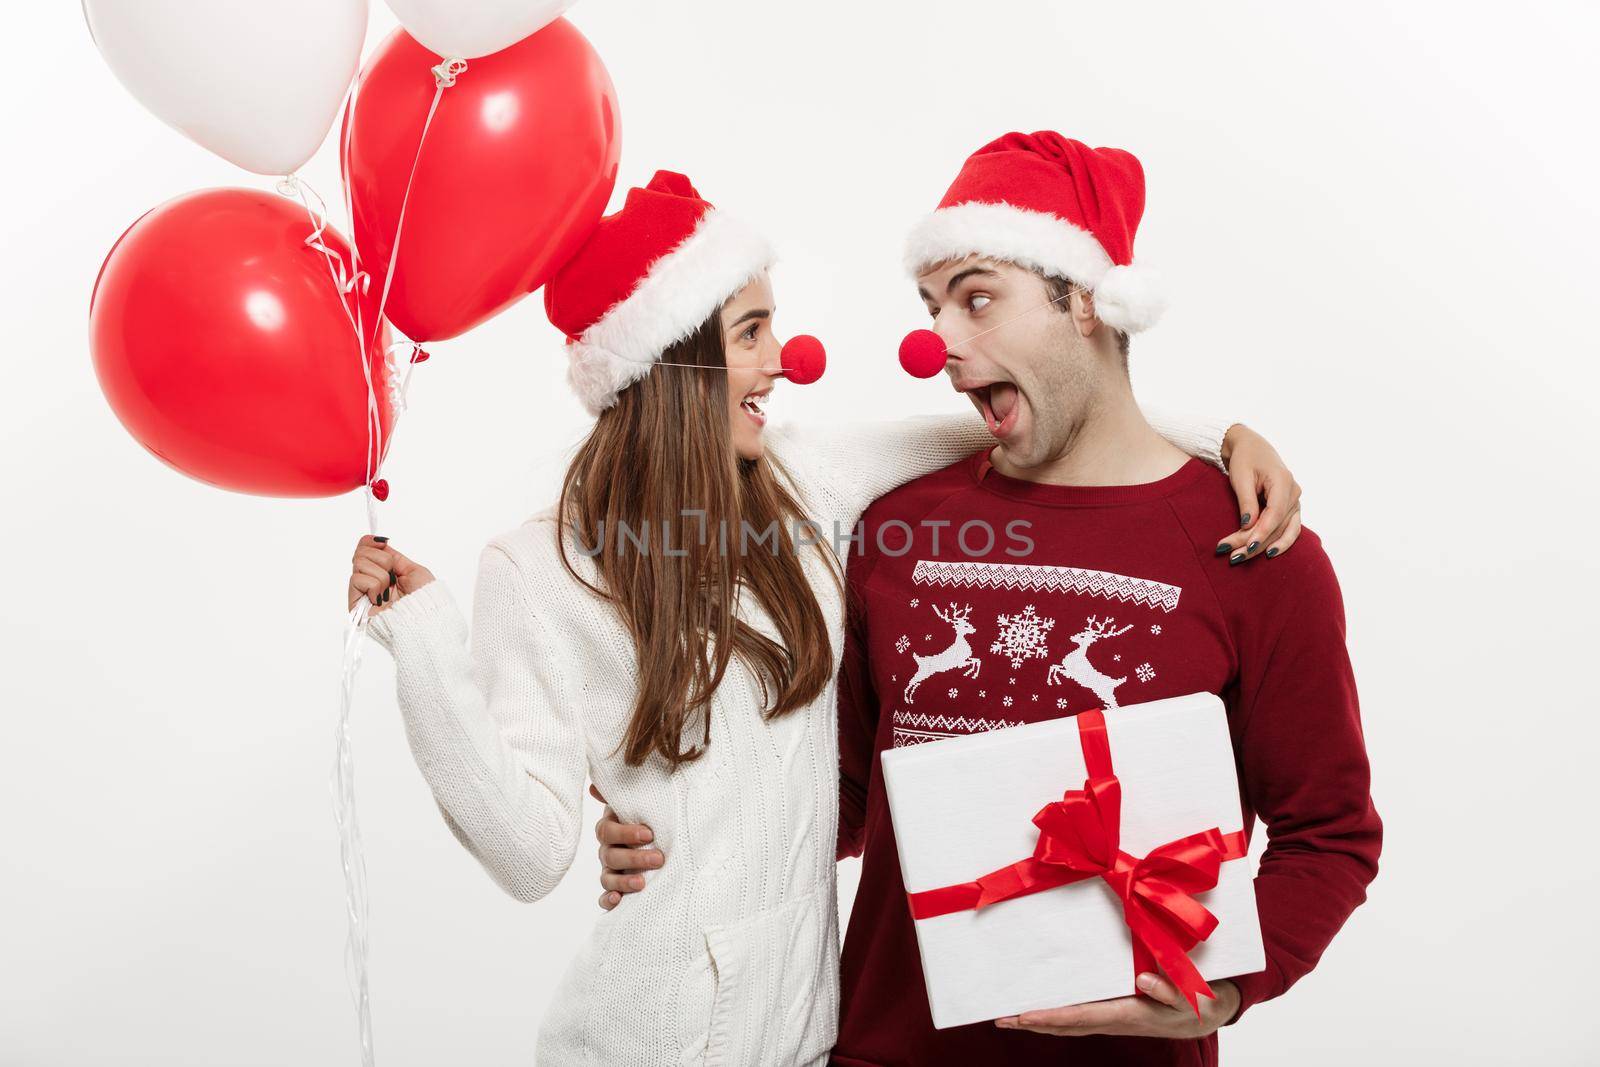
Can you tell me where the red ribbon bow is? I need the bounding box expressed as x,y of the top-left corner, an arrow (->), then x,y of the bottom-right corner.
905,709 -> 1248,1016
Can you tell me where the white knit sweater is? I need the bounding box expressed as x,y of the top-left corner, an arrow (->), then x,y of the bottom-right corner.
365,407 -> 1230,1066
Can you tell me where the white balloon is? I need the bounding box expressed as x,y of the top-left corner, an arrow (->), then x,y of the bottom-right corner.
382,0 -> 574,60
81,0 -> 369,176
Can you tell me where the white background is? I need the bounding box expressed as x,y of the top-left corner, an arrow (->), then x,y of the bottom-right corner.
3,2 -> 1596,1064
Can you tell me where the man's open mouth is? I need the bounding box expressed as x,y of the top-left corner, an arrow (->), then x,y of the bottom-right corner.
961,380 -> 1021,438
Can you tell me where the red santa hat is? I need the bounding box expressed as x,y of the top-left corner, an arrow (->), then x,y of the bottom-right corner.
903,132 -> 1165,333
544,170 -> 776,416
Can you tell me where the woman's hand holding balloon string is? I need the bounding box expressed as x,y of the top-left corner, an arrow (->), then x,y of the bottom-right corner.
348,535 -> 435,615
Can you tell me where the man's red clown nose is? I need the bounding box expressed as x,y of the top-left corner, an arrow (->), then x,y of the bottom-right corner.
781,335 -> 826,385
898,329 -> 948,378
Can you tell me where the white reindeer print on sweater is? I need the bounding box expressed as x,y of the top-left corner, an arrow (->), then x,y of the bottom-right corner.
903,602 -> 982,704
1046,615 -> 1135,709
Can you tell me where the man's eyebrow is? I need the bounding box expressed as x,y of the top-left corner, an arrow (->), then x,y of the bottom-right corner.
917,286 -> 934,303
946,267 -> 999,295
727,308 -> 772,327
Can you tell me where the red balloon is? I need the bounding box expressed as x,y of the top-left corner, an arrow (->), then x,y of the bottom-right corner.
899,329 -> 949,378
89,188 -> 395,498
344,19 -> 621,342
780,334 -> 826,385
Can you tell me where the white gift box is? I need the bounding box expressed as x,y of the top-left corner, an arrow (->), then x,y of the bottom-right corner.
879,691 -> 1265,1029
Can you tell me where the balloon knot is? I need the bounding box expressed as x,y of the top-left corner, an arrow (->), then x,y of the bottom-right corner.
370,478 -> 390,502
431,58 -> 468,88
410,346 -> 430,364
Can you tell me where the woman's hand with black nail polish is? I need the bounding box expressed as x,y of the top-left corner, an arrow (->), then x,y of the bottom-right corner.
348,534 -> 436,614
1215,425 -> 1305,566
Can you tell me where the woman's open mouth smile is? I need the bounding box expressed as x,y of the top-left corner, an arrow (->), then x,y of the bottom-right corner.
740,388 -> 770,427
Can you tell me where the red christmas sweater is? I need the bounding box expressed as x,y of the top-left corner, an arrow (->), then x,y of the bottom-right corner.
831,450 -> 1381,1067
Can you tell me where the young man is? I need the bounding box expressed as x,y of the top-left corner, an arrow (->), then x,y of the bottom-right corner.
822,132 -> 1381,1064
597,132 -> 1380,1065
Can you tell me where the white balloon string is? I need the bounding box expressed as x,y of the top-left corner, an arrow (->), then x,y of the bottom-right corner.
277,175 -> 372,306
336,83 -> 378,520
280,163 -> 380,1067
351,55 -> 461,528
275,164 -> 382,1066
277,52 -> 467,1067
333,595 -> 375,1067
366,59 -> 462,358
386,341 -> 422,418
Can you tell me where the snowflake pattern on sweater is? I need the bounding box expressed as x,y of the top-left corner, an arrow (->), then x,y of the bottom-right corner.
887,560 -> 1176,745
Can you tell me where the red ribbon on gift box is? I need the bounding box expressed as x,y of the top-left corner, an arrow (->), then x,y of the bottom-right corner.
904,708 -> 1248,1016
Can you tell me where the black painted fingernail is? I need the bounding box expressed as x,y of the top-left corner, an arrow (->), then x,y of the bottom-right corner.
373,535 -> 388,543
1266,547 -> 1279,558
382,587 -> 390,602
1247,541 -> 1260,554
390,570 -> 397,585
1239,513 -> 1251,527
1229,553 -> 1245,566
1215,543 -> 1230,556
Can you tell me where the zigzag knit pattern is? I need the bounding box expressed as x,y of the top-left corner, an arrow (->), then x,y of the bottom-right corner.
890,709 -> 1027,747
911,559 -> 1183,613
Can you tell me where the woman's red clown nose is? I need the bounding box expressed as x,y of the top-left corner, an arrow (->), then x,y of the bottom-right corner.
898,329 -> 948,379
780,334 -> 827,385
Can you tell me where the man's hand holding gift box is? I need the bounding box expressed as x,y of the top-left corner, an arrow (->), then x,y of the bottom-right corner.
995,972 -> 1240,1039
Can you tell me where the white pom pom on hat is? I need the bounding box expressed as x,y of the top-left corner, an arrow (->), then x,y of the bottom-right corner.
1092,262 -> 1167,335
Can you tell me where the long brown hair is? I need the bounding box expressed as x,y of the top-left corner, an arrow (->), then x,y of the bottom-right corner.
558,311 -> 841,769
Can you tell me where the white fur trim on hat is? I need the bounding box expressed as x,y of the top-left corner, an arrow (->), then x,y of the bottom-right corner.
1092,262 -> 1167,334
566,208 -> 776,416
902,201 -> 1165,333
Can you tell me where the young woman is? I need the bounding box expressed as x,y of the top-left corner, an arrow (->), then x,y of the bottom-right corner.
345,171 -> 1301,1066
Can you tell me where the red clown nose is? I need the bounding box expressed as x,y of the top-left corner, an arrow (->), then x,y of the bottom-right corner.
899,329 -> 948,378
781,334 -> 827,385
